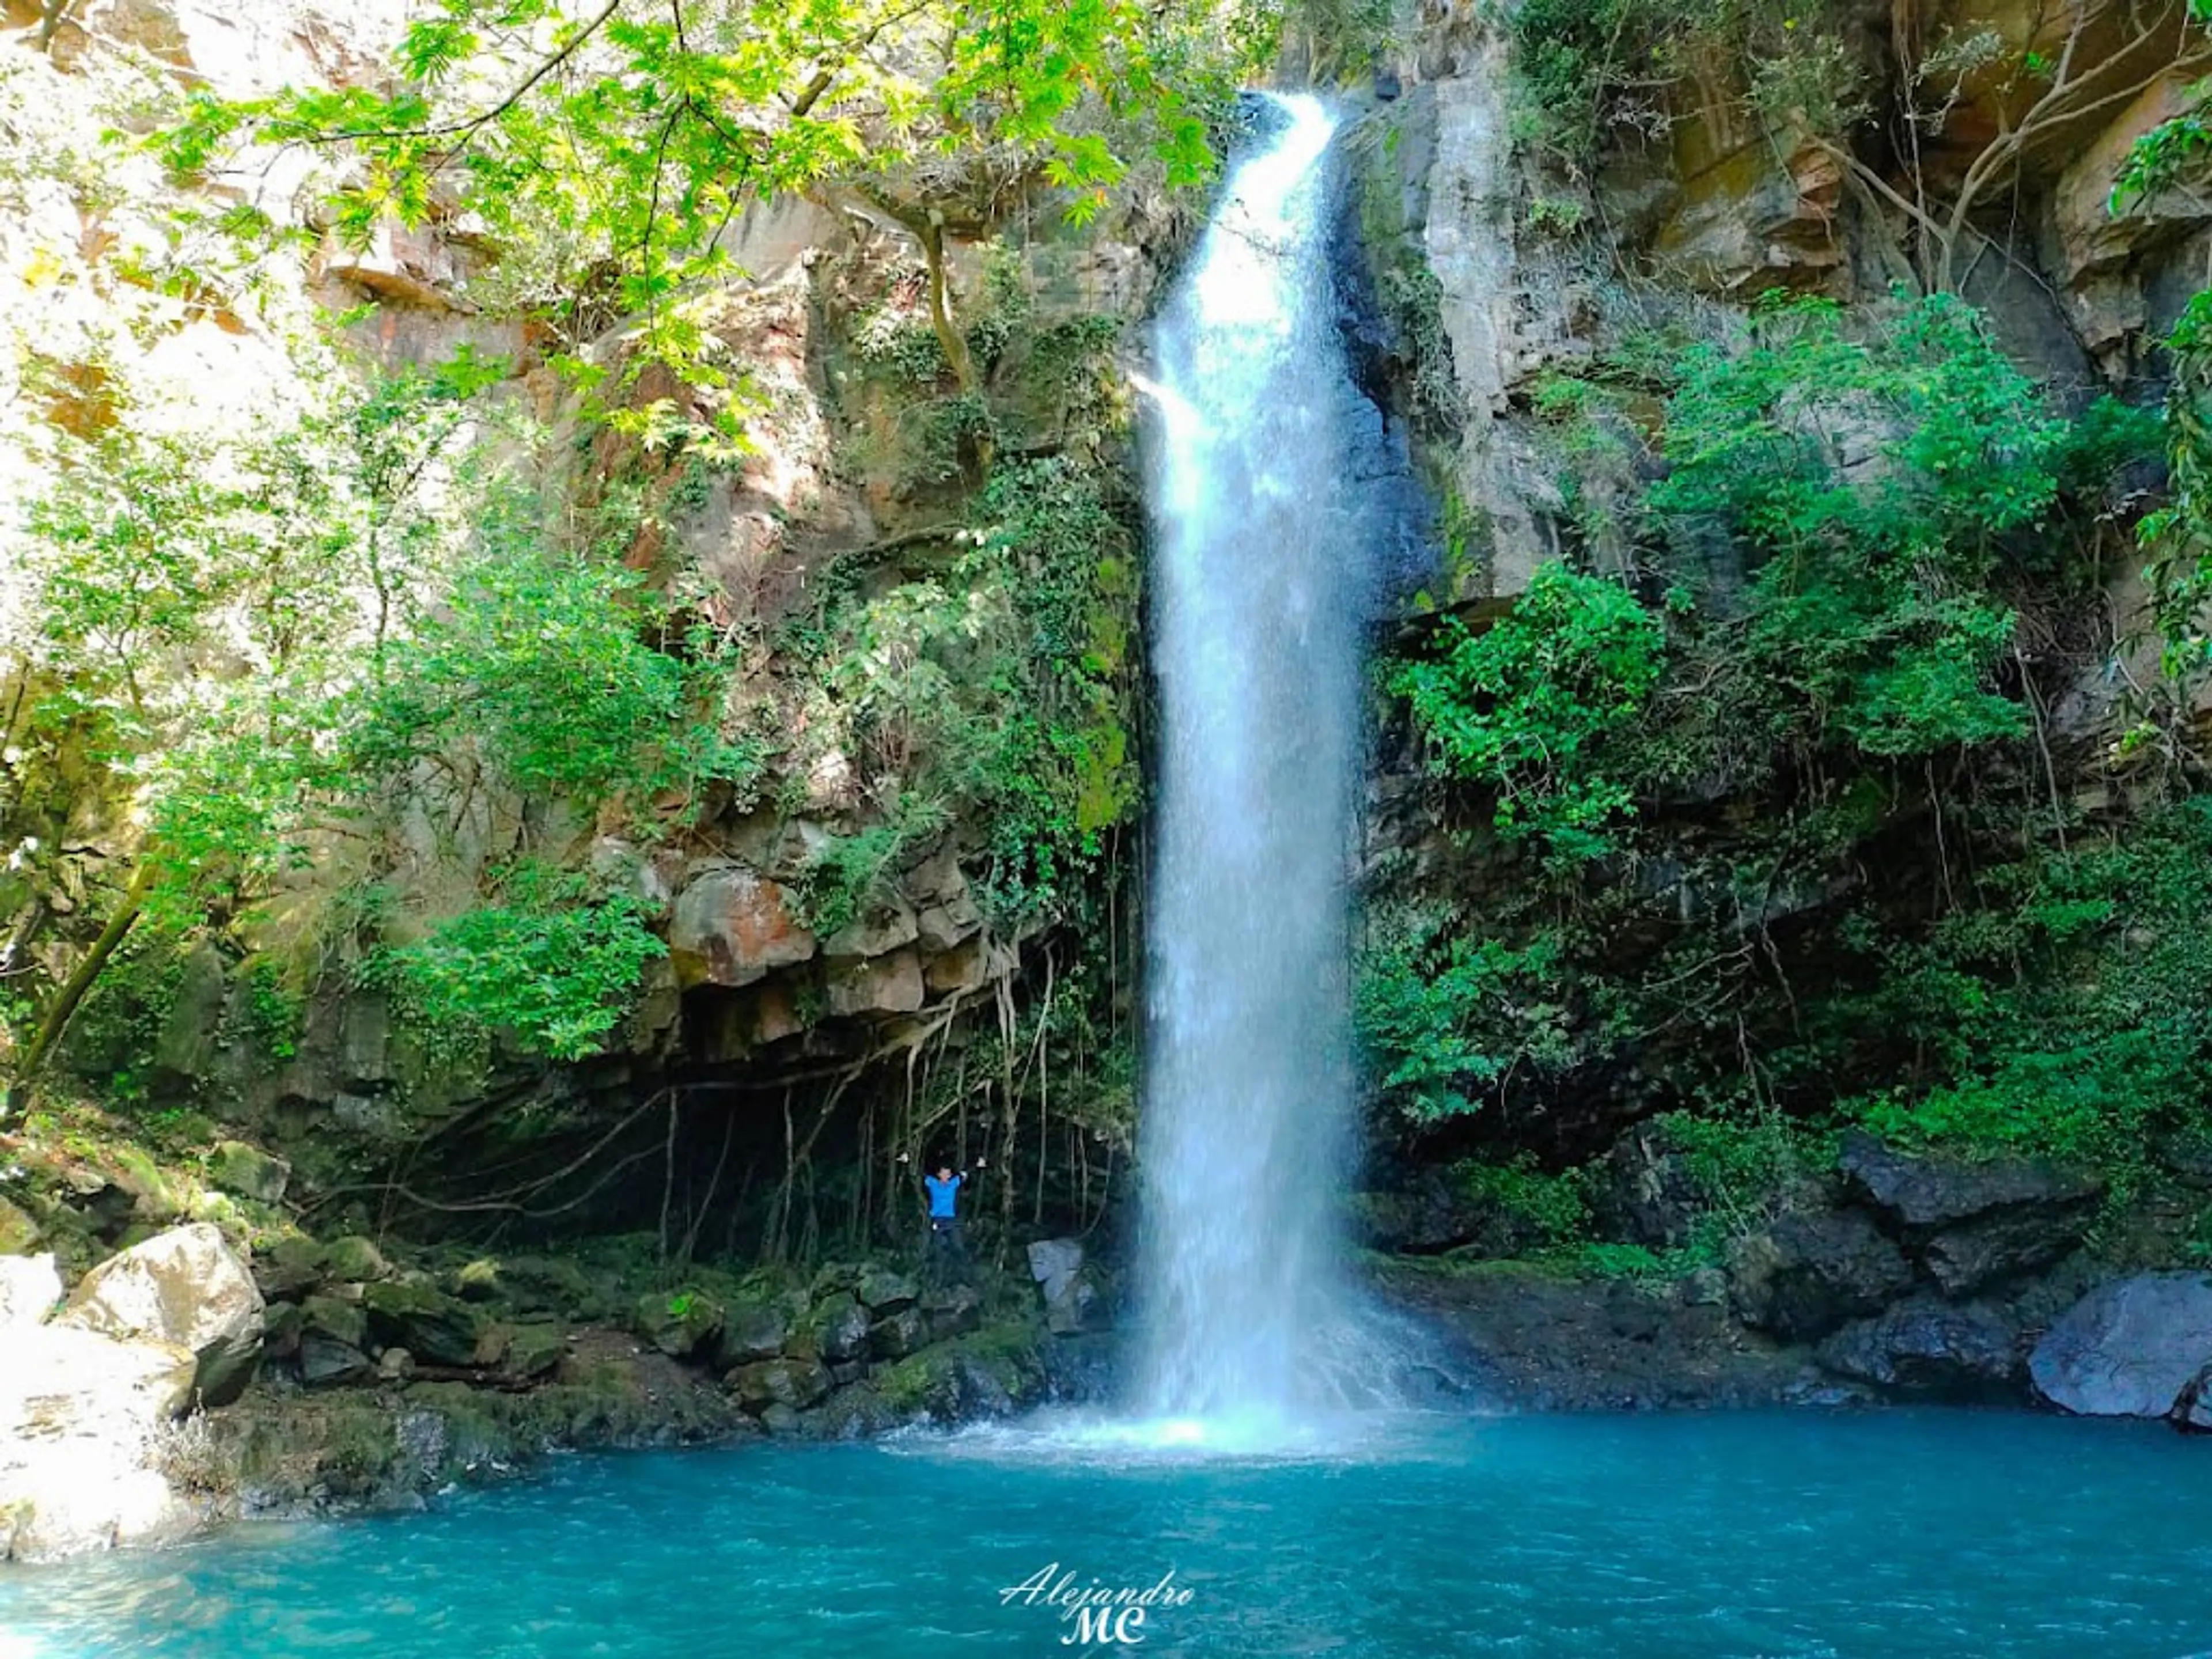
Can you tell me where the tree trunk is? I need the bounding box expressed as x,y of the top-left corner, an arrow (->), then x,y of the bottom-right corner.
4,862 -> 152,1122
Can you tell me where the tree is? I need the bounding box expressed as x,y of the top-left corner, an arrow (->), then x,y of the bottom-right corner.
163,0 -> 1268,394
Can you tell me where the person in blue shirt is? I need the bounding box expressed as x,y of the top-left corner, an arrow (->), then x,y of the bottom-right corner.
903,1152 -> 983,1279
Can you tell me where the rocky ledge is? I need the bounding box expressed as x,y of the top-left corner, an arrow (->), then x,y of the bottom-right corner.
1376,1131 -> 2212,1423
1,1215 -> 1112,1563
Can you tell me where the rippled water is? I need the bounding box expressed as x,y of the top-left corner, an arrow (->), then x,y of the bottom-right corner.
4,1410 -> 2209,1657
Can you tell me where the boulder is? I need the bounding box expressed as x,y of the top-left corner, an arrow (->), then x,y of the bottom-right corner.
857,1267 -> 919,1314
361,1281 -> 484,1368
715,1300 -> 792,1368
0,1252 -> 62,1329
0,1324 -> 202,1561
633,1290 -> 725,1360
251,1234 -> 324,1302
869,1306 -> 927,1359
823,948 -> 924,1017
1589,1121 -> 1709,1250
824,900 -> 919,960
207,1141 -> 290,1205
2029,1272 -> 2212,1418
668,866 -> 816,988
0,1196 -> 42,1255
151,944 -> 227,1083
2169,1362 -> 2212,1434
59,1223 -> 266,1407
923,1282 -> 983,1343
498,1324 -> 567,1382
300,1293 -> 368,1351
1839,1131 -> 2100,1293
299,1333 -> 374,1387
322,1235 -> 392,1282
725,1357 -> 832,1412
1729,1210 -> 1912,1341
1816,1298 -> 2022,1400
814,1297 -> 873,1363
1026,1238 -> 1096,1336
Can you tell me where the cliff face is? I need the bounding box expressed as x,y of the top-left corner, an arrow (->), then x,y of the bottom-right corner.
3,0 -> 2210,1509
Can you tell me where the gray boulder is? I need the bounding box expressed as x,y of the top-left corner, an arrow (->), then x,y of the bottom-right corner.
208,1141 -> 290,1205
1816,1298 -> 2021,1400
814,1297 -> 873,1363
2169,1362 -> 2212,1434
1839,1131 -> 2100,1294
1027,1238 -> 1097,1335
2030,1272 -> 2212,1417
362,1281 -> 485,1368
714,1300 -> 791,1368
725,1357 -> 832,1412
1729,1210 -> 1913,1341
59,1222 -> 266,1407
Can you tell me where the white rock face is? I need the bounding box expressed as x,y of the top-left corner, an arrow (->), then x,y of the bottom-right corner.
59,1221 -> 266,1406
0,1313 -> 205,1561
0,1252 -> 62,1328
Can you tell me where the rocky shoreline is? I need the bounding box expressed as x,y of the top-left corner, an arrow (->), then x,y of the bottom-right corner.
7,1121 -> 2212,1565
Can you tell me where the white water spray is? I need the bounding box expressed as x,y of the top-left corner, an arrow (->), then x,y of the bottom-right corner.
1133,93 -> 1371,1441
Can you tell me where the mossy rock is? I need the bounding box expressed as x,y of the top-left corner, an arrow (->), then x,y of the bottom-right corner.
323,1236 -> 393,1282
301,1293 -> 367,1350
633,1289 -> 724,1359
362,1280 -> 484,1367
0,1196 -> 43,1255
208,1141 -> 290,1205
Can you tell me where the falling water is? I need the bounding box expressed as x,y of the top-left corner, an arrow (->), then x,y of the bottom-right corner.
1134,93 -> 1369,1438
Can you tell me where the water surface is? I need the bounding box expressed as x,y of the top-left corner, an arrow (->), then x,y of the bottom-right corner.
5,1410 -> 2209,1657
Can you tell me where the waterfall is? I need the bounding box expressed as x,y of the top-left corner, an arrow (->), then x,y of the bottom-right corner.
1134,93 -> 1368,1437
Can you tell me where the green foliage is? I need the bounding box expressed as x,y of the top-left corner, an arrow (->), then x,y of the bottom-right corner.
350,480 -> 753,810
362,865 -> 666,1066
1456,1156 -> 1591,1245
1356,911 -> 1581,1120
1393,563 -> 1665,858
1509,0 -> 1865,172
163,0 -> 1265,382
793,456 -> 1140,929
1839,801 -> 2212,1180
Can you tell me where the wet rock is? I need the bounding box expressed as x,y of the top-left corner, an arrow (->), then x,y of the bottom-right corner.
714,1300 -> 791,1368
668,866 -> 816,988
759,1402 -> 804,1435
1839,1131 -> 2100,1293
1816,1298 -> 2022,1400
814,1297 -> 873,1363
0,1252 -> 61,1328
1027,1238 -> 1096,1335
869,1306 -> 927,1359
2030,1272 -> 2212,1418
299,1333 -> 374,1387
857,1267 -> 919,1313
726,1357 -> 832,1412
60,1223 -> 266,1407
2169,1362 -> 2212,1434
362,1281 -> 485,1368
923,1282 -> 983,1342
1729,1210 -> 1913,1342
632,1290 -> 724,1361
